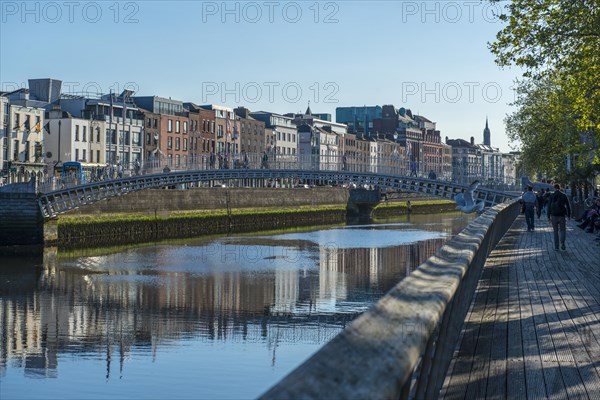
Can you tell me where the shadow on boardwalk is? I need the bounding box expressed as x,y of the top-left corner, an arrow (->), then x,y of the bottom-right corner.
442,214 -> 600,399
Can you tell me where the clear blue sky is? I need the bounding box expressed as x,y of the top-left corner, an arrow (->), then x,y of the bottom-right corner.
1,0 -> 522,152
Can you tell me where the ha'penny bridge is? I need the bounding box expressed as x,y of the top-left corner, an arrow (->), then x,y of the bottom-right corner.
1,159 -> 599,399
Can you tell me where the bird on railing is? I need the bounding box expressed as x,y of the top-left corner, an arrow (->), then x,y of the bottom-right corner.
455,180 -> 485,214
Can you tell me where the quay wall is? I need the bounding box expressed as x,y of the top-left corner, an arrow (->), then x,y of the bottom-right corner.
55,187 -> 453,248
66,187 -> 351,215
57,208 -> 347,249
260,199 -> 520,400
0,191 -> 44,250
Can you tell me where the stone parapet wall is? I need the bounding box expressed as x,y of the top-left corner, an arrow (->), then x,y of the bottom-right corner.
260,200 -> 520,399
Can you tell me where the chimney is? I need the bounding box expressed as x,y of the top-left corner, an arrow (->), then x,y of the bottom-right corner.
470,136 -> 475,145
445,136 -> 448,144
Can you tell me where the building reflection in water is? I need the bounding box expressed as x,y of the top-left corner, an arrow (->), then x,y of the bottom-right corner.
0,214 -> 471,387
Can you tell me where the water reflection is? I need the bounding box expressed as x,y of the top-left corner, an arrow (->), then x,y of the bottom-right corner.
0,213 -> 472,399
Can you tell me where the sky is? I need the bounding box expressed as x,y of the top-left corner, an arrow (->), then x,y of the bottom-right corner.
1,0 -> 523,152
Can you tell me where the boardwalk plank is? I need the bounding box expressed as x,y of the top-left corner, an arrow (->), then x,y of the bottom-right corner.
443,212 -> 600,399
506,229 -> 526,400
463,262 -> 500,399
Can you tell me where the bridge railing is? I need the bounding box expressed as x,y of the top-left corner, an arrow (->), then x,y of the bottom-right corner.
259,199 -> 520,400
34,153 -> 518,194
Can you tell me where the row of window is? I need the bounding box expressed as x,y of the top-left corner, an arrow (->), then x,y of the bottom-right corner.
74,125 -> 103,143
73,149 -> 102,163
167,137 -> 188,151
276,132 -> 296,143
106,129 -> 142,146
14,113 -> 42,131
167,119 -> 188,134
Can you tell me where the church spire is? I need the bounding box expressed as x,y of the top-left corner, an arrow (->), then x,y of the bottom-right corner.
305,100 -> 312,116
483,116 -> 491,146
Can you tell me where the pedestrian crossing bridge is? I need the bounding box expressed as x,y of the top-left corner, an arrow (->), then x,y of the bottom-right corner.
37,167 -> 519,219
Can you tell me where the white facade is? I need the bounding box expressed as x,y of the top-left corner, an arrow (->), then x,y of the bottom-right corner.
502,153 -> 519,186
475,144 -> 503,184
60,95 -> 144,167
103,114 -> 143,166
369,141 -> 378,173
317,128 -> 340,170
0,96 -> 8,182
45,111 -> 106,167
4,104 -> 46,183
272,114 -> 297,158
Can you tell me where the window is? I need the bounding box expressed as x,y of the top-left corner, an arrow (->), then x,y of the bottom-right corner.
82,149 -> 86,161
175,137 -> 180,150
176,120 -> 180,133
168,119 -> 173,132
218,125 -> 223,138
154,118 -> 158,128
75,125 -> 80,141
75,149 -> 79,161
146,133 -> 151,145
106,129 -> 117,144
82,126 -> 87,142
147,118 -> 151,127
183,138 -> 187,151
183,121 -> 188,133
15,113 -> 21,130
211,122 -> 215,133
168,137 -> 173,150
133,131 -> 141,146
90,150 -> 93,163
97,150 -> 100,163
96,128 -> 101,142
175,154 -> 180,167
35,116 -> 41,130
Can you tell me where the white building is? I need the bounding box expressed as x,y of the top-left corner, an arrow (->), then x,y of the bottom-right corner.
0,96 -> 8,183
45,107 -> 106,168
2,102 -> 46,183
250,111 -> 297,159
59,91 -> 143,167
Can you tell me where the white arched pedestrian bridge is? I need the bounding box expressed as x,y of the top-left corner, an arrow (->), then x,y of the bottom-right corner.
37,165 -> 519,219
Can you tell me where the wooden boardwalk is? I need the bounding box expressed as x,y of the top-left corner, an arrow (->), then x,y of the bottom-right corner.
442,214 -> 600,399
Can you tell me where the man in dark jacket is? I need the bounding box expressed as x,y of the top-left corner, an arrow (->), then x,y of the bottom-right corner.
547,183 -> 571,251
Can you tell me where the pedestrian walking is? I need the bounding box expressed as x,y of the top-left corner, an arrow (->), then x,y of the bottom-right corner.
547,183 -> 571,251
536,188 -> 545,219
522,185 -> 537,231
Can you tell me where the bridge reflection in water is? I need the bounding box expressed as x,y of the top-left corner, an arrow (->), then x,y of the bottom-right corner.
0,214 -> 471,398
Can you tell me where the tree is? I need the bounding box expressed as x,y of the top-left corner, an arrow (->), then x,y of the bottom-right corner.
490,0 -> 600,185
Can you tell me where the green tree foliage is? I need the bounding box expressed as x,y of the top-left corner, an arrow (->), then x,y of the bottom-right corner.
489,0 -> 599,181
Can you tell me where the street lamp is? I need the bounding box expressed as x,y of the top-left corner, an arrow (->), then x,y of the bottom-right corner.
121,95 -> 127,167
57,120 -> 62,164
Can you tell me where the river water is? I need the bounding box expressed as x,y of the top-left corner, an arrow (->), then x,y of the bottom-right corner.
0,212 -> 473,400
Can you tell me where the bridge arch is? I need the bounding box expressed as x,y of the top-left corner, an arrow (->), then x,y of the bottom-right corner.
37,169 -> 518,219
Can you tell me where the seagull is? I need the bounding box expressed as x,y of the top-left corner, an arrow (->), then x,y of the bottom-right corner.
455,180 -> 485,214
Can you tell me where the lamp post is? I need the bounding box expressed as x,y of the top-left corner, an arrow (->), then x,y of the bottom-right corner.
57,120 -> 62,164
121,95 -> 126,167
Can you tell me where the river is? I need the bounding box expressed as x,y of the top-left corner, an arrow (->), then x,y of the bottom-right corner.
0,212 -> 474,400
